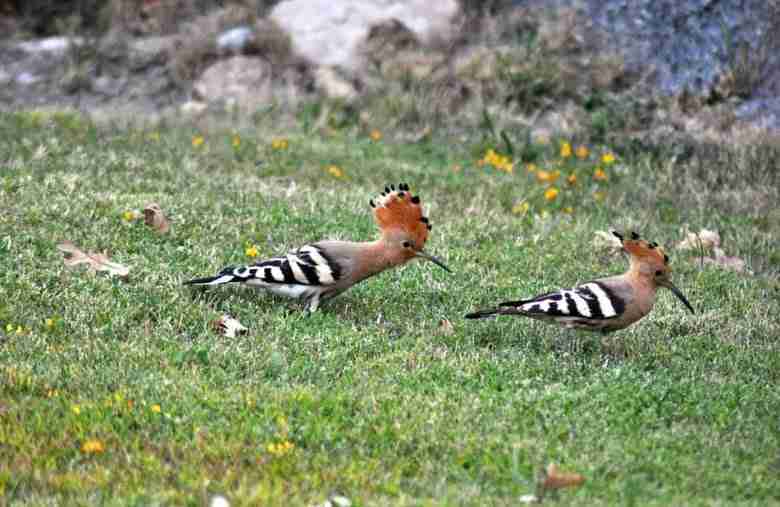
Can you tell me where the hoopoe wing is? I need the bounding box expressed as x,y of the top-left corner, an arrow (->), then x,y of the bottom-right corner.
500,281 -> 628,321
184,244 -> 343,288
466,279 -> 632,329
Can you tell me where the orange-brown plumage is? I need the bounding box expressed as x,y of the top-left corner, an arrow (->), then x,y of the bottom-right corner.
186,183 -> 449,312
372,183 -> 430,249
466,230 -> 694,333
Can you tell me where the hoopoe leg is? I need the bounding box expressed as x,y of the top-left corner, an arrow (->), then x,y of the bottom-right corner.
304,293 -> 321,313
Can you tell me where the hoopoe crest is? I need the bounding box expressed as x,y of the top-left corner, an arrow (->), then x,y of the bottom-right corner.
184,183 -> 449,312
465,231 -> 694,333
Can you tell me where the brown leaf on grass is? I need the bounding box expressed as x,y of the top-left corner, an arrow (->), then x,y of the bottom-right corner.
541,463 -> 585,491
212,314 -> 248,338
57,241 -> 130,279
678,228 -> 749,272
438,318 -> 454,336
143,203 -> 170,234
678,227 -> 720,250
703,247 -> 749,273
592,230 -> 623,253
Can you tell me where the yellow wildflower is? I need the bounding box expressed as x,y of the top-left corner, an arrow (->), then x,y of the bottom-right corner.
482,149 -> 513,173
512,201 -> 530,215
5,323 -> 13,333
575,145 -> 589,159
536,170 -> 552,183
81,439 -> 105,454
122,210 -> 136,222
271,138 -> 289,150
192,135 -> 205,148
45,318 -> 55,329
567,173 -> 577,185
151,404 -> 161,413
232,134 -> 241,148
149,131 -> 160,142
563,206 -> 574,214
15,326 -> 23,335
602,152 -> 616,165
327,165 -> 344,178
594,168 -> 608,181
369,129 -> 382,141
544,187 -> 559,201
535,134 -> 550,145
47,388 -> 58,398
560,142 -> 572,158
71,405 -> 81,415
536,170 -> 559,184
526,163 -> 537,173
245,246 -> 259,258
267,440 -> 295,457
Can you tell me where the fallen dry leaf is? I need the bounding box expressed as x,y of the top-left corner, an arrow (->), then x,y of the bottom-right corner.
541,463 -> 585,491
438,318 -> 454,336
57,241 -> 130,279
212,314 -> 248,338
678,227 -> 720,250
592,230 -> 623,252
703,247 -> 748,273
143,202 -> 170,234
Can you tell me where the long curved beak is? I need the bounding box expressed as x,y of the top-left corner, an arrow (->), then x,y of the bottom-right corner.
662,281 -> 695,314
415,250 -> 451,273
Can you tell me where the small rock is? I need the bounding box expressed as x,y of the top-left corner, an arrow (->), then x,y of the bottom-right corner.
93,76 -> 122,97
380,50 -> 444,81
16,72 -> 40,85
193,56 -> 273,108
270,0 -> 459,69
180,100 -> 208,116
17,37 -> 79,54
330,496 -> 351,507
210,495 -> 230,507
217,26 -> 255,53
314,66 -> 357,101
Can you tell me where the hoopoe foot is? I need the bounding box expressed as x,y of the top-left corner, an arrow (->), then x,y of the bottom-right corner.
303,294 -> 321,313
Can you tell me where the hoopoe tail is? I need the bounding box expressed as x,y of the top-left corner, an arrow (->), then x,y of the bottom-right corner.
465,299 -> 530,319
464,307 -> 502,319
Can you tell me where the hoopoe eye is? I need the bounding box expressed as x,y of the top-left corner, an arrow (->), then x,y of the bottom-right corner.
401,240 -> 412,249
655,270 -> 663,276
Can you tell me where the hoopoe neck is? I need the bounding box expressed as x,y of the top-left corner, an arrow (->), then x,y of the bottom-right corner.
625,265 -> 659,315
354,239 -> 400,280
627,264 -> 657,288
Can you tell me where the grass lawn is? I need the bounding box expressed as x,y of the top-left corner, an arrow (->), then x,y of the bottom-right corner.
1,110 -> 779,505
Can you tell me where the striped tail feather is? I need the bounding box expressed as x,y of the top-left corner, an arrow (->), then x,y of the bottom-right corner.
183,266 -> 240,286
464,307 -> 501,319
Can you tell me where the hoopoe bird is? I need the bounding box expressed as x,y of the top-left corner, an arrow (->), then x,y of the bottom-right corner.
184,183 -> 450,312
465,231 -> 694,333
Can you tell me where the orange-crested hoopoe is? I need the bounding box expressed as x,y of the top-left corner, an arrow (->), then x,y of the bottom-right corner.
185,183 -> 450,312
465,231 -> 694,333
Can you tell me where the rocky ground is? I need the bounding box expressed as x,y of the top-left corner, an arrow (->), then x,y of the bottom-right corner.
0,0 -> 778,137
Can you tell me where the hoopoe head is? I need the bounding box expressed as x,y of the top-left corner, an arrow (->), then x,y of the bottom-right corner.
370,183 -> 450,272
612,230 -> 694,313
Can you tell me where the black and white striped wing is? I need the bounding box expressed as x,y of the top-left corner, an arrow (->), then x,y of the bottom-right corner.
242,245 -> 342,286
185,245 -> 342,287
501,282 -> 626,320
